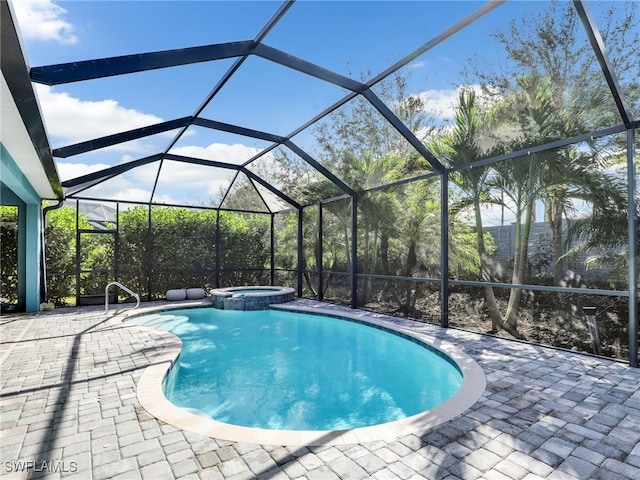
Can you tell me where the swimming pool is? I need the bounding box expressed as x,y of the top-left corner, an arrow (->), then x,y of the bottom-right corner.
153,308 -> 462,430
130,303 -> 486,445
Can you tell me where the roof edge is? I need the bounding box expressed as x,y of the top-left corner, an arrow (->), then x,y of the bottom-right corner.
1,0 -> 63,201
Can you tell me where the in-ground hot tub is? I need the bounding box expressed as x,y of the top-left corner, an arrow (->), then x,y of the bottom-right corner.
210,286 -> 295,310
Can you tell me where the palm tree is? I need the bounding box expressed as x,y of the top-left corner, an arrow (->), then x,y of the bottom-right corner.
428,89 -> 518,335
335,152 -> 402,303
482,0 -> 639,286
566,177 -> 634,284
485,74 -> 626,334
394,180 -> 440,311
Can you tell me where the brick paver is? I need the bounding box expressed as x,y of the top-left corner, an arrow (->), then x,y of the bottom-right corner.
1,300 -> 640,479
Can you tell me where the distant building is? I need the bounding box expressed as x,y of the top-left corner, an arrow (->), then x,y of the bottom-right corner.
483,221 -> 620,284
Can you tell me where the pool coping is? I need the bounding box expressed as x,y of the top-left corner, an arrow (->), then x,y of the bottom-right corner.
210,286 -> 296,297
124,302 -> 487,446
210,285 -> 295,310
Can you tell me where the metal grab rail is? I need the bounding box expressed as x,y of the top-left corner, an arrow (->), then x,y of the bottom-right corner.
105,281 -> 140,313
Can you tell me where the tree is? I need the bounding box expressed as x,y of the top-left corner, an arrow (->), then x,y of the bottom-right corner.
314,72 -> 436,167
567,180 -> 637,285
426,83 -> 607,337
44,204 -> 92,305
0,206 -> 18,306
469,75 -> 619,335
426,89 -> 518,335
117,205 -> 151,298
218,211 -> 270,285
477,0 -> 638,285
393,180 -> 439,311
118,205 -> 271,299
335,152 -> 401,302
311,73 -> 443,306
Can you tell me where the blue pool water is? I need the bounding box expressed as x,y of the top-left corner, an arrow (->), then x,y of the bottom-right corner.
228,288 -> 281,294
133,308 -> 463,431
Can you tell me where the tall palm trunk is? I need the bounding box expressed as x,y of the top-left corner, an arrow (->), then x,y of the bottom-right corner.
502,185 -> 535,339
380,233 -> 390,274
546,197 -> 565,285
473,197 -> 503,332
404,242 -> 418,310
379,232 -> 392,300
343,224 -> 351,270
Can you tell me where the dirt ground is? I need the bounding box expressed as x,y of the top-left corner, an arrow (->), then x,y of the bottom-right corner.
356,290 -> 633,362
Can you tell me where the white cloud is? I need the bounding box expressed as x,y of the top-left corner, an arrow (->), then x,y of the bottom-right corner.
170,143 -> 261,165
59,159 -> 161,185
57,161 -> 111,182
416,84 -> 484,122
110,187 -> 157,204
12,0 -> 77,44
58,143 -> 261,207
59,161 -> 170,204
157,159 -> 234,197
409,56 -> 452,70
35,85 -> 165,151
168,143 -> 287,200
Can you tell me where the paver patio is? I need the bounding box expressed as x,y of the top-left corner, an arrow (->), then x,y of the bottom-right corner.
1,299 -> 639,479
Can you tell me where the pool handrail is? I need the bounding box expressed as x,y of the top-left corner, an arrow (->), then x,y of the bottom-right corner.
105,281 -> 140,313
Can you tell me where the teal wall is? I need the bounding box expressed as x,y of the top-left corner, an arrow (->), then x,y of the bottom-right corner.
1,142 -> 43,312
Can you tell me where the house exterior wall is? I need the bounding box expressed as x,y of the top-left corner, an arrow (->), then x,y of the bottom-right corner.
1,142 -> 43,312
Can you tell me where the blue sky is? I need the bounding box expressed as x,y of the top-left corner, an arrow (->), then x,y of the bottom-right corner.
11,0 -> 621,216
13,2 -> 500,156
